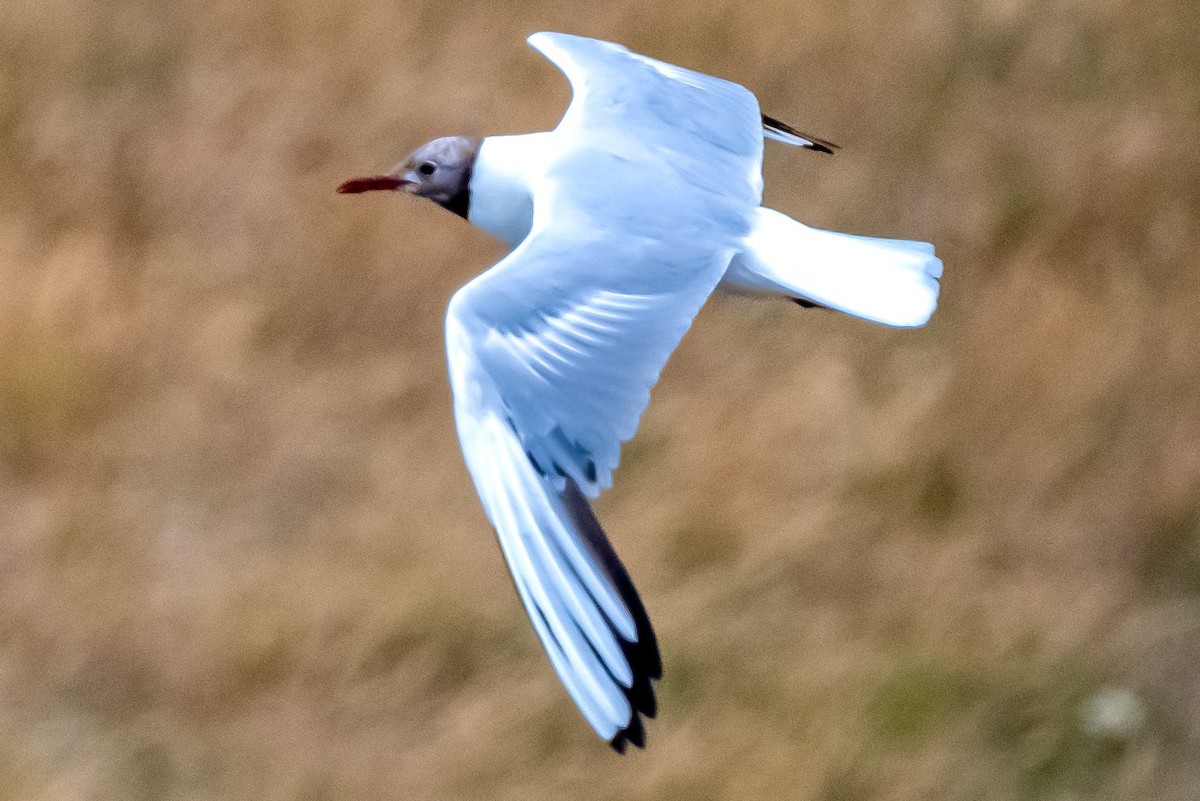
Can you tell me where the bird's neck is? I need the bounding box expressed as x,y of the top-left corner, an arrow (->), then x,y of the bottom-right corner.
467,132 -> 552,247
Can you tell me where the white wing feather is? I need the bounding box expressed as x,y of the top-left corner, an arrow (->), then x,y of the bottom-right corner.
444,32 -> 764,745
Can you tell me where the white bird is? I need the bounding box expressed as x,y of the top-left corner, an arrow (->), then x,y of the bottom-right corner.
338,31 -> 941,752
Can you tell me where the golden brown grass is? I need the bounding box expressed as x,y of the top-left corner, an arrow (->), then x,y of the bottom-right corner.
2,0 -> 1199,798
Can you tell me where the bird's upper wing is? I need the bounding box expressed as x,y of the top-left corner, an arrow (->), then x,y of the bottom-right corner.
528,31 -> 766,207
444,33 -> 764,747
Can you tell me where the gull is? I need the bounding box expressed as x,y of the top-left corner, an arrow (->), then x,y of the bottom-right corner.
338,31 -> 941,752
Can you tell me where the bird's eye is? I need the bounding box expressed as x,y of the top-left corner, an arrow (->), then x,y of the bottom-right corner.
418,162 -> 436,176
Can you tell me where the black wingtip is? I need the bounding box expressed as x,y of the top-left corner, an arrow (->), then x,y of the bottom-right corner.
559,481 -> 662,752
761,112 -> 840,155
625,714 -> 647,749
609,714 -> 646,753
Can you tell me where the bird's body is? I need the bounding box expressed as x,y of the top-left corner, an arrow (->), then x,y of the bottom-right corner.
339,31 -> 942,752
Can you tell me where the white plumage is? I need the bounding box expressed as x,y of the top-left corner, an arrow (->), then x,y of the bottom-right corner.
341,31 -> 942,751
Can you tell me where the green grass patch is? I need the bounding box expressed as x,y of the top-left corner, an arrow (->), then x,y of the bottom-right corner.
869,662 -> 975,746
1139,504 -> 1200,598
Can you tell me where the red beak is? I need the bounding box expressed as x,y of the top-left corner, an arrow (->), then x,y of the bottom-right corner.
336,175 -> 410,194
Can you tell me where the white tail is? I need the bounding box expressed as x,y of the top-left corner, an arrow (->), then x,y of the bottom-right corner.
722,207 -> 942,327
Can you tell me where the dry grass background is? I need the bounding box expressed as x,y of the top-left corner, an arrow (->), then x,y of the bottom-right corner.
1,0 -> 1199,798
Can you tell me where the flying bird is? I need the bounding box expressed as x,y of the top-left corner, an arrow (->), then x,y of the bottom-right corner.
338,31 -> 941,752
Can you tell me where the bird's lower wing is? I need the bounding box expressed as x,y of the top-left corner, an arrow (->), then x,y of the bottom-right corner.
450,400 -> 660,749
443,38 -> 761,744
444,168 -> 737,746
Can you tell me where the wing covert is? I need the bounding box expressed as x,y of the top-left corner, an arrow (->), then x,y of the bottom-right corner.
449,225 -> 725,494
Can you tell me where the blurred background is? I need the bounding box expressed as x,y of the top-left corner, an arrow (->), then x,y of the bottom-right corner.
2,0 -> 1199,798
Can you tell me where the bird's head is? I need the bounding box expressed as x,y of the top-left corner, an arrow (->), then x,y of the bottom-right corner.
337,135 -> 479,219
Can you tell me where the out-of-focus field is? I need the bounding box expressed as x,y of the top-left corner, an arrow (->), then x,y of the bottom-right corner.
2,0 -> 1199,798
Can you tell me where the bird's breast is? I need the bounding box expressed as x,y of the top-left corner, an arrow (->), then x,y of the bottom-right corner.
467,134 -> 550,247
